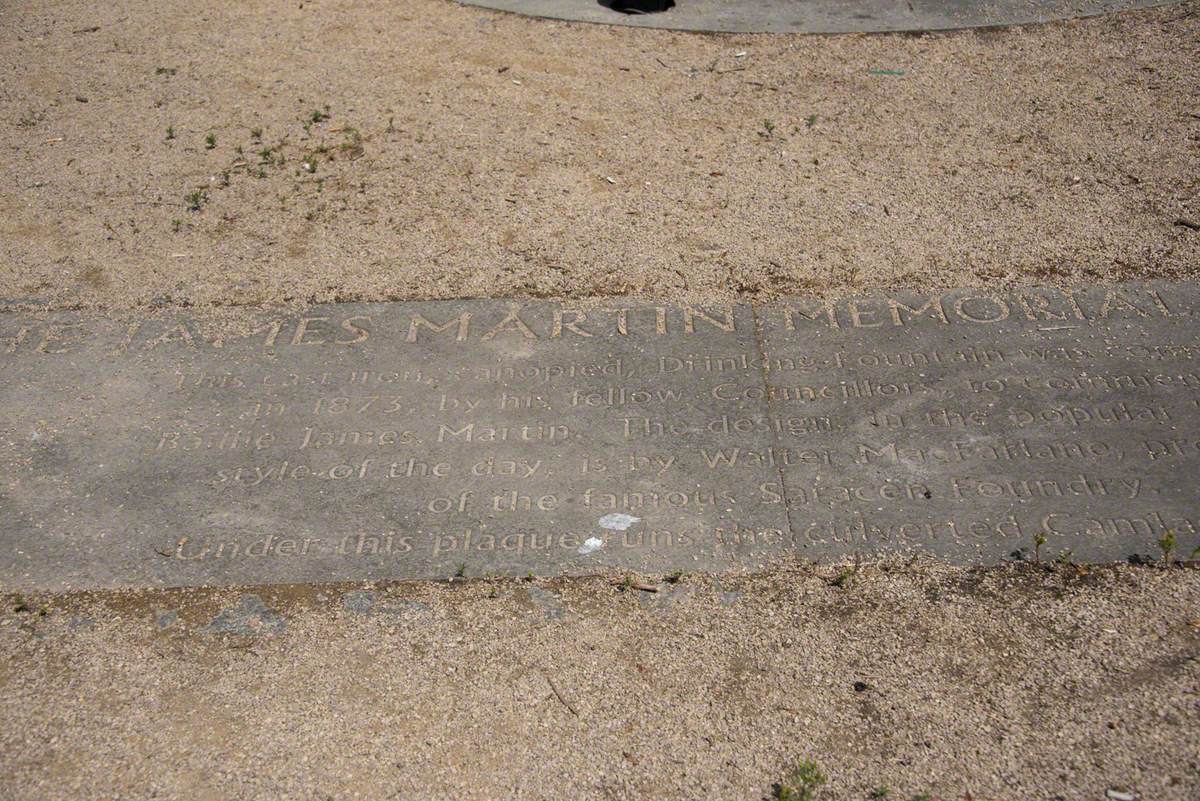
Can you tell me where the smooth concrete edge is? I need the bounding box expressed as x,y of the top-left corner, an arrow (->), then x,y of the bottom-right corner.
454,0 -> 1184,35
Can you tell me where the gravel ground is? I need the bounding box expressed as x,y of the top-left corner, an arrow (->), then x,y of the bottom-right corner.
3,2 -> 1200,799
1,562 -> 1198,800
0,0 -> 1198,310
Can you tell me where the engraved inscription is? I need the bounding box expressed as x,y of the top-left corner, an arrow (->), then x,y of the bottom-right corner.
0,283 -> 1197,590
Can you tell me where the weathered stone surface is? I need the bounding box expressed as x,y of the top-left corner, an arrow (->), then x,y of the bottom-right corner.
454,0 -> 1182,35
1,284 -> 1198,590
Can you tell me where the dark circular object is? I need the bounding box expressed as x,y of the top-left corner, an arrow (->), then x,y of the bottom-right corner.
602,0 -> 674,13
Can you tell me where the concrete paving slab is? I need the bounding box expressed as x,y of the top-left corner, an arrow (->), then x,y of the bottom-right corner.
455,0 -> 1182,34
1,282 -> 1197,589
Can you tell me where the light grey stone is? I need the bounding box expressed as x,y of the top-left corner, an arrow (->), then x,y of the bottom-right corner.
453,0 -> 1181,34
1,283 -> 1197,590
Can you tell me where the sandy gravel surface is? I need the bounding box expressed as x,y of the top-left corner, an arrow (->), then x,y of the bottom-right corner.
1,0 -> 1198,310
1,562 -> 1197,801
4,4 -> 1200,799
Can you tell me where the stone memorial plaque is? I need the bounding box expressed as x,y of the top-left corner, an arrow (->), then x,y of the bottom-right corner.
1,283 -> 1198,590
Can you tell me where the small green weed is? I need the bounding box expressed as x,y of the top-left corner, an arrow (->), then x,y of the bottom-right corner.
184,189 -> 207,212
773,760 -> 826,801
339,128 -> 364,160
829,567 -> 853,588
1158,529 -> 1176,564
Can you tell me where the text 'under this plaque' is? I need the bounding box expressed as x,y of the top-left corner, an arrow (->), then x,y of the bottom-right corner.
2,283 -> 1198,589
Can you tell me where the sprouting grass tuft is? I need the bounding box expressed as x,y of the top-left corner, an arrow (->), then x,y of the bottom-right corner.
773,760 -> 826,801
184,189 -> 207,212
1158,529 -> 1177,564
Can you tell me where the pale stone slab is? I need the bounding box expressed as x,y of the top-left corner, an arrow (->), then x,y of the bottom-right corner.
1,283 -> 1197,590
455,0 -> 1182,35
759,286 -> 1199,565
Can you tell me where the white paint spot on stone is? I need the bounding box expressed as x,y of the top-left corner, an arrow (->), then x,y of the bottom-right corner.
578,537 -> 604,555
598,513 -> 640,531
